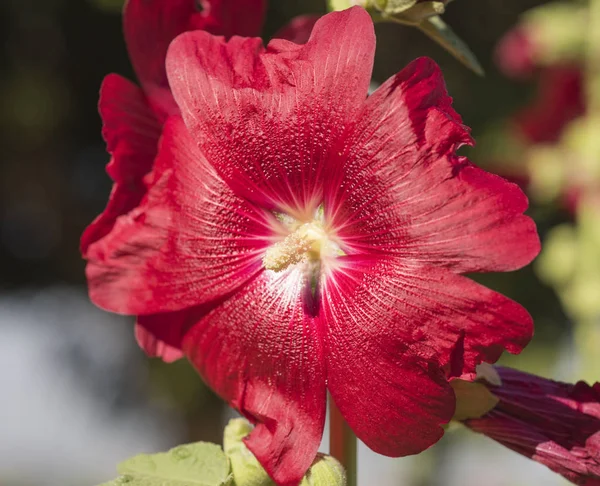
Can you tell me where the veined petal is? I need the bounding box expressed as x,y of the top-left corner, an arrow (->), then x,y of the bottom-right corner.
321,254 -> 534,453
323,255 -> 532,385
183,270 -> 326,486
327,57 -> 540,274
81,74 -> 161,256
166,6 -> 375,212
324,307 -> 454,455
124,0 -> 266,117
86,117 -> 272,315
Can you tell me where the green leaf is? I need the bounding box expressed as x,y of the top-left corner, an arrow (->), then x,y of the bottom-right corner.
98,442 -> 233,486
417,15 -> 484,76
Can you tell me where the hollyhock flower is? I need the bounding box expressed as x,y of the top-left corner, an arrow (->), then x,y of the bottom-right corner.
459,366 -> 600,486
81,0 -> 266,255
81,0 -> 321,361
84,7 -> 540,485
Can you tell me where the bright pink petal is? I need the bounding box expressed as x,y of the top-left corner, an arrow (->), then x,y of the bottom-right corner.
166,7 -> 375,211
273,14 -> 320,45
183,270 -> 326,486
81,74 -> 161,256
124,0 -> 266,117
85,117 -> 272,315
327,58 -> 540,274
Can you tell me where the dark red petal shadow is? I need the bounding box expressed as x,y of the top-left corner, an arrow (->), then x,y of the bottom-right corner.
81,74 -> 161,256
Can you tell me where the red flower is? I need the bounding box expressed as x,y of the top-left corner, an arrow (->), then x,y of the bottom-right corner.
81,0 -> 322,361
84,7 -> 540,485
461,367 -> 600,486
81,0 -> 266,255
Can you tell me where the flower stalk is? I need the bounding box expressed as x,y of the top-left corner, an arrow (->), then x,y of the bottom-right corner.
329,399 -> 357,486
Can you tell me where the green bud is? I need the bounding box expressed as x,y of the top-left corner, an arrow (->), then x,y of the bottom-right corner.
374,0 -> 420,16
99,442 -> 234,486
327,0 -> 372,12
223,419 -> 346,486
300,454 -> 346,486
223,419 -> 274,486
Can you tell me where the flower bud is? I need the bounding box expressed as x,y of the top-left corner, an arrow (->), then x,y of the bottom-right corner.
300,454 -> 346,486
459,366 -> 600,485
223,419 -> 273,486
224,418 -> 346,486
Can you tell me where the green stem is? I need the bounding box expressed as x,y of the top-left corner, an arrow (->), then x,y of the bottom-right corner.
329,398 -> 357,486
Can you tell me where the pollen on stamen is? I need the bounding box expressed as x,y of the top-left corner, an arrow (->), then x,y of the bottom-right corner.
263,231 -> 311,272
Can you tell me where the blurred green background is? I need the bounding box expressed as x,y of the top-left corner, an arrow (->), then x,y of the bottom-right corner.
0,0 -> 596,485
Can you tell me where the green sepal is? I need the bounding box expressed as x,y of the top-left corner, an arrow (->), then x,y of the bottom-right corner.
98,442 -> 233,486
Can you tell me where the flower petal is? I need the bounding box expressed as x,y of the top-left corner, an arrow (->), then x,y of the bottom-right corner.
81,74 -> 161,256
323,254 -> 533,455
166,7 -> 375,211
124,0 -> 266,116
323,255 -> 532,385
324,310 -> 454,455
183,270 -> 326,486
134,320 -> 184,363
327,57 -> 540,274
85,117 -> 272,315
